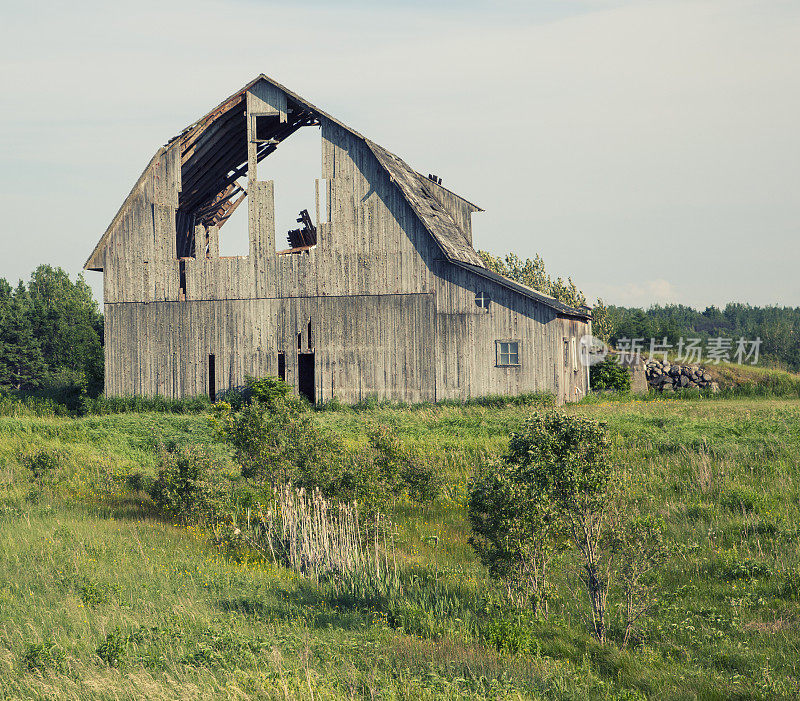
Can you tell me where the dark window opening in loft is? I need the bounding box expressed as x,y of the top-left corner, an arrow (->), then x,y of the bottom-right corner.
254,113 -> 281,142
208,354 -> 216,402
307,319 -> 313,349
277,352 -> 286,381
475,291 -> 490,310
175,211 -> 196,259
298,332 -> 303,350
497,340 -> 520,367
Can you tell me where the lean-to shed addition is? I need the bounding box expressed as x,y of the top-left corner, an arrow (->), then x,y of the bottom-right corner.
85,74 -> 591,404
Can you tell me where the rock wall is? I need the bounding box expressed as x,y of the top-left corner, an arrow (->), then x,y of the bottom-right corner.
645,360 -> 720,393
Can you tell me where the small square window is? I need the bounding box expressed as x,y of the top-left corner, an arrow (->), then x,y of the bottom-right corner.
475,291 -> 491,310
496,340 -> 520,367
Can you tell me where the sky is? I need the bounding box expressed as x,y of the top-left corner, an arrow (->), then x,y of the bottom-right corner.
1,0 -> 798,309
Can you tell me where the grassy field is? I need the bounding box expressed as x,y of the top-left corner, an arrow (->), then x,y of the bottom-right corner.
1,394 -> 799,699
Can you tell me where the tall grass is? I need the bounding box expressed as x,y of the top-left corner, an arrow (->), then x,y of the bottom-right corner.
80,394 -> 213,415
0,393 -> 69,418
235,485 -> 399,597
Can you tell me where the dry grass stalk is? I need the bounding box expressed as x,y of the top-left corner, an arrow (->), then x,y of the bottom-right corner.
239,485 -> 397,591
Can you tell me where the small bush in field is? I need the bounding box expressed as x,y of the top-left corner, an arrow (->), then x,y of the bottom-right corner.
470,410 -> 667,646
468,458 -> 559,616
211,396 -> 340,489
96,628 -> 130,667
150,445 -> 228,525
20,447 -> 65,485
243,375 -> 293,406
125,471 -> 154,494
79,579 -> 119,607
506,412 -> 614,640
481,617 -> 539,655
367,425 -> 442,504
720,556 -> 773,582
22,639 -> 66,673
590,355 -> 631,393
781,568 -> 800,599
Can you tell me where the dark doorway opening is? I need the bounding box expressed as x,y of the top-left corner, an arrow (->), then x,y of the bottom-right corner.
208,354 -> 216,402
277,352 -> 286,381
298,353 -> 315,404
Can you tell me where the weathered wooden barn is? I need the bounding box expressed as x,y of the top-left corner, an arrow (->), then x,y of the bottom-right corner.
85,75 -> 591,405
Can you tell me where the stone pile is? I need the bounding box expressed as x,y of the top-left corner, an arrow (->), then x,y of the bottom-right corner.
645,359 -> 720,393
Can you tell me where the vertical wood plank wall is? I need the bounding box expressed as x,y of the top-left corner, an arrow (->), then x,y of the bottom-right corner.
100,86 -> 589,404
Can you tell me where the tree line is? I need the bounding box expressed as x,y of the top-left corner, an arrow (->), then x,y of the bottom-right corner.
479,251 -> 800,372
0,266 -> 103,405
606,303 -> 800,371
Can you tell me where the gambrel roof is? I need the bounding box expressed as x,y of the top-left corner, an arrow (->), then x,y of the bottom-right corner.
86,74 -> 589,319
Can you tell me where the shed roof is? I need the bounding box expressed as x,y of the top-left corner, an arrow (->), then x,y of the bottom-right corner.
452,262 -> 591,319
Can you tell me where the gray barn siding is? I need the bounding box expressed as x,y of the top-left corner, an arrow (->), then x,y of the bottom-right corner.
96,79 -> 590,404
104,293 -> 435,403
430,262 -> 590,403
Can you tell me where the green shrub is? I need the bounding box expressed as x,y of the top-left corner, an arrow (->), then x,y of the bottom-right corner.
79,579 -> 119,607
96,628 -> 132,667
781,568 -> 800,599
20,447 -> 65,485
125,471 -> 155,494
468,457 -> 558,615
590,355 -> 631,393
469,411 -> 615,619
367,425 -> 442,504
211,396 -> 339,489
34,368 -> 89,411
243,375 -> 293,406
22,639 -> 66,673
150,445 -> 229,525
719,556 -> 773,582
481,617 -> 539,655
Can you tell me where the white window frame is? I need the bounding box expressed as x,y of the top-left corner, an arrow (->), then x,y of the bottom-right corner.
496,339 -> 521,367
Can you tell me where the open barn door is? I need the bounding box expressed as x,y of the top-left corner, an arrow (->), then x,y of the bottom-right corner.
298,353 -> 315,404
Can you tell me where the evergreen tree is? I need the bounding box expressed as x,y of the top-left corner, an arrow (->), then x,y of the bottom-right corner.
26,265 -> 104,394
0,282 -> 47,391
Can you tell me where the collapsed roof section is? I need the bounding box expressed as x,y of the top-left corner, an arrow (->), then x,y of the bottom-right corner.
172,78 -> 319,258
85,73 -> 589,319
